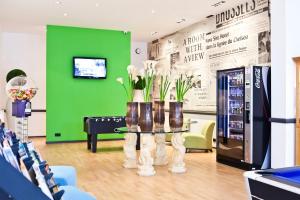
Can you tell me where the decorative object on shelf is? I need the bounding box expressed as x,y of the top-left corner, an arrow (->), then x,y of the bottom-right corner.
137,60 -> 157,176
169,73 -> 194,173
5,76 -> 37,142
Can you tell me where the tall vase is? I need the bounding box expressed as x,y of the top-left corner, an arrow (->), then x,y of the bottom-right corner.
138,102 -> 155,176
169,102 -> 183,131
125,102 -> 139,131
123,102 -> 138,169
154,101 -> 167,165
154,101 -> 165,130
139,102 -> 153,132
169,101 -> 186,173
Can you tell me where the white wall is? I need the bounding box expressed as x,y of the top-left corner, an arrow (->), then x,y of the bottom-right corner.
0,26 -> 148,137
131,41 -> 147,70
271,0 -> 300,168
0,24 -> 46,136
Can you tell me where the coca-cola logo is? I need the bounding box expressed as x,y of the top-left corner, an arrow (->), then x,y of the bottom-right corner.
255,68 -> 261,88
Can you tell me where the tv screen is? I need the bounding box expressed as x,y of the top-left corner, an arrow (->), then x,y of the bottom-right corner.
73,57 -> 107,79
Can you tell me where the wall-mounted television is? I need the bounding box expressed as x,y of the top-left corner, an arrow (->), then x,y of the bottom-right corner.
73,57 -> 107,79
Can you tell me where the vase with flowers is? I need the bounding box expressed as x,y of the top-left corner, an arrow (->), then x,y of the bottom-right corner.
153,71 -> 171,166
169,72 -> 194,173
137,60 -> 157,176
139,60 -> 157,132
116,65 -> 139,169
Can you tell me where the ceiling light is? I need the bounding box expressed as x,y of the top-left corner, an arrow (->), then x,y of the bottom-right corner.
151,9 -> 156,14
176,18 -> 186,24
95,3 -> 100,7
63,13 -> 68,17
56,1 -> 62,5
151,31 -> 158,36
212,1 -> 226,7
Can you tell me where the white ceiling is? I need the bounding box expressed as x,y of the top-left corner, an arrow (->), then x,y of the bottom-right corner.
0,0 -> 248,42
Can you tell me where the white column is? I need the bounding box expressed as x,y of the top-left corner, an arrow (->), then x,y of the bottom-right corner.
123,132 -> 137,168
271,0 -> 300,168
154,134 -> 168,165
137,134 -> 156,176
169,132 -> 186,173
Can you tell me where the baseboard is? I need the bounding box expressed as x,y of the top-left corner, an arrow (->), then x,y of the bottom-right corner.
46,138 -> 124,144
29,136 -> 46,138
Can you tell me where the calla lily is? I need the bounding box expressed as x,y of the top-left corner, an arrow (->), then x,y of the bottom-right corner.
116,77 -> 124,84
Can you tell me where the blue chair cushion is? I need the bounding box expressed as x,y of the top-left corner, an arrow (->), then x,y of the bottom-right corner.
51,166 -> 77,187
59,186 -> 96,200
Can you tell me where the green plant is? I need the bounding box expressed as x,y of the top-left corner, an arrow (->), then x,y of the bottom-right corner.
175,74 -> 194,102
116,65 -> 137,102
134,76 -> 146,90
142,60 -> 158,102
159,75 -> 171,101
142,69 -> 155,102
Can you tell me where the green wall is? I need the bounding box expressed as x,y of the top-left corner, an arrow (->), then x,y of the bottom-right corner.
46,25 -> 130,142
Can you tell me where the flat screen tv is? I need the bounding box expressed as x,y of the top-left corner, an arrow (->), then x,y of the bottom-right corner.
73,57 -> 107,79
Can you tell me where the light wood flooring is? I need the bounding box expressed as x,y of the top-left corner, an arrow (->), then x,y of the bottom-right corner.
32,138 -> 248,200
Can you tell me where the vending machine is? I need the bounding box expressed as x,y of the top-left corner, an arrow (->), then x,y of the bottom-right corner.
216,66 -> 271,170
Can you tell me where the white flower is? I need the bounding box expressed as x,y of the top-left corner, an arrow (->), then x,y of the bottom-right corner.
134,76 -> 139,83
127,65 -> 138,78
116,77 -> 124,84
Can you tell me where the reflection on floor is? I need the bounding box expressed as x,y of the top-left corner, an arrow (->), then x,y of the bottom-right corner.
32,138 -> 247,200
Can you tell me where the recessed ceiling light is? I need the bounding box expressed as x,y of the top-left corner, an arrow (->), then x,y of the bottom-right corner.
151,9 -> 156,14
56,1 -> 62,5
212,1 -> 226,7
176,18 -> 186,24
151,31 -> 158,36
95,3 -> 100,7
63,13 -> 68,17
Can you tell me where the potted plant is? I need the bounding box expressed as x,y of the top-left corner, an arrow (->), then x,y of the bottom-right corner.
169,73 -> 194,131
154,72 -> 171,131
139,60 -> 157,132
116,65 -> 138,131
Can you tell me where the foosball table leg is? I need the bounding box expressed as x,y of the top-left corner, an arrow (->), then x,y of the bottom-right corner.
87,134 -> 91,150
91,134 -> 97,153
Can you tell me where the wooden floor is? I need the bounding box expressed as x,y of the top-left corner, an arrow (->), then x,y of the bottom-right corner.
32,138 -> 248,200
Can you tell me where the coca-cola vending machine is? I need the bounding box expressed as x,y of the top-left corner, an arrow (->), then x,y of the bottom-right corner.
216,66 -> 271,170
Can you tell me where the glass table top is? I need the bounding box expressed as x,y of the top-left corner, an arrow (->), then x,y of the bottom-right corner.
115,127 -> 189,134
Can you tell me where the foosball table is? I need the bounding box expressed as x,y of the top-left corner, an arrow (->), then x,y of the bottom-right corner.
83,116 -> 140,153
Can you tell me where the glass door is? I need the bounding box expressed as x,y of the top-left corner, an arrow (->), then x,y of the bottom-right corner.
217,68 -> 245,161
